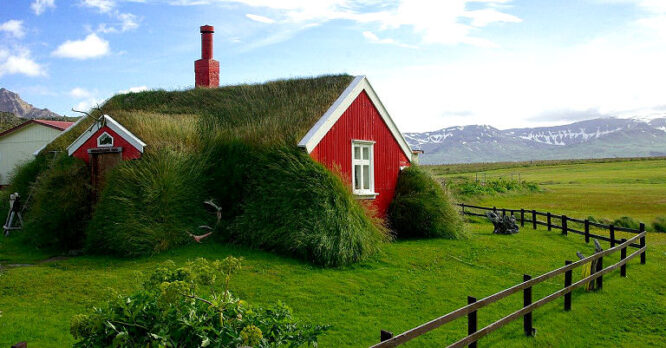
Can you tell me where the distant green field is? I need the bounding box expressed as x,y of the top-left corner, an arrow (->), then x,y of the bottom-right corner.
1,158 -> 664,347
432,158 -> 666,224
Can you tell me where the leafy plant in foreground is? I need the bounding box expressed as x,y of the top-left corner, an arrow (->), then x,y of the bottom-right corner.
71,257 -> 329,347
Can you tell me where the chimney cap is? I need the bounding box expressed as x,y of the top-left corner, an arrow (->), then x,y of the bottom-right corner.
200,25 -> 214,33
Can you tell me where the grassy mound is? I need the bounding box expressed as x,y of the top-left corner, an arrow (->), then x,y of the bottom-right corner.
22,155 -> 91,249
389,166 -> 465,239
230,147 -> 389,267
85,151 -> 209,257
10,75 -> 389,266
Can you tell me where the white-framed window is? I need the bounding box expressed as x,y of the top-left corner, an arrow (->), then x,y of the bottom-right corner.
97,132 -> 114,147
351,140 -> 376,198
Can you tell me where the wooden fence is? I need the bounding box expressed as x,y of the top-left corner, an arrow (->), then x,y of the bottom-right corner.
371,205 -> 647,348
458,203 -> 646,249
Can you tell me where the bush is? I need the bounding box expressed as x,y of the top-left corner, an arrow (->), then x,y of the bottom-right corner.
229,147 -> 389,267
22,155 -> 91,249
449,177 -> 540,197
612,216 -> 641,230
85,151 -> 210,257
653,217 -> 666,232
71,257 -> 328,347
389,166 -> 466,239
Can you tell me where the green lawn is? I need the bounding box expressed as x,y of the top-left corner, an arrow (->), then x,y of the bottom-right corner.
1,158 -> 665,347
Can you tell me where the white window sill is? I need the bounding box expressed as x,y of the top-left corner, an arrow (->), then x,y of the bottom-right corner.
353,192 -> 379,200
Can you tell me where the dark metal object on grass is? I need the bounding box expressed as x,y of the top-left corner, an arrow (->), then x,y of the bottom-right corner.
486,211 -> 519,234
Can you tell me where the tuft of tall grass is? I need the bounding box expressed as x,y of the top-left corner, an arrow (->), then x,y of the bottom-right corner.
228,146 -> 390,267
653,217 -> 666,232
85,151 -> 209,257
22,154 -> 91,249
389,166 -> 466,239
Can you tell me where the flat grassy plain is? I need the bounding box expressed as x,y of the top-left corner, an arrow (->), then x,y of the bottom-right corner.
1,158 -> 665,347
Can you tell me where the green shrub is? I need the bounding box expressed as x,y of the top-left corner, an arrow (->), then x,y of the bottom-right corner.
71,257 -> 329,347
652,217 -> 666,232
448,177 -> 539,197
389,166 -> 466,239
85,151 -> 210,257
22,155 -> 91,249
612,216 -> 641,230
229,147 -> 389,267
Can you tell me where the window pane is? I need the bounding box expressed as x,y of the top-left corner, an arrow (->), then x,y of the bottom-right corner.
354,165 -> 361,190
362,147 -> 369,160
354,146 -> 361,160
363,165 -> 370,190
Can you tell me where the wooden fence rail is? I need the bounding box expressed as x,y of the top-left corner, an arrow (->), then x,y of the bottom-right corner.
457,203 -> 645,249
371,210 -> 648,348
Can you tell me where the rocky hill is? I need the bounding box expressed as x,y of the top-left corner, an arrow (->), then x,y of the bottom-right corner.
0,88 -> 61,119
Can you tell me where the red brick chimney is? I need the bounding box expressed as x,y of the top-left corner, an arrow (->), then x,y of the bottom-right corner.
195,25 -> 219,88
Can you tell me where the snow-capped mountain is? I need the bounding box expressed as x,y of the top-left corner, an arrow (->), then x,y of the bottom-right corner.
405,117 -> 666,164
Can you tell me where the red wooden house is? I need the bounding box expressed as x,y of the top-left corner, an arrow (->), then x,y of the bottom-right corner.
297,76 -> 415,216
194,25 -> 417,216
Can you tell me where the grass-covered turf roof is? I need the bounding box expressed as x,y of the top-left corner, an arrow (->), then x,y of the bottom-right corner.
47,74 -> 355,153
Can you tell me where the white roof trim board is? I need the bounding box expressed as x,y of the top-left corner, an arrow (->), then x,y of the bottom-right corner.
298,75 -> 414,162
67,114 -> 146,156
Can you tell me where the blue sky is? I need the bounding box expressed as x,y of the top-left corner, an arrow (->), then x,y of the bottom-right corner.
1,0 -> 666,131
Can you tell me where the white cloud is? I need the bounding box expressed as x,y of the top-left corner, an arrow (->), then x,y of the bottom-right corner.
97,12 -> 140,33
118,86 -> 148,94
31,0 -> 56,15
0,20 -> 25,38
362,31 -> 415,48
69,87 -> 93,98
74,98 -> 104,112
52,33 -> 110,59
170,0 -> 521,47
246,14 -> 275,24
81,0 -> 115,13
0,48 -> 46,78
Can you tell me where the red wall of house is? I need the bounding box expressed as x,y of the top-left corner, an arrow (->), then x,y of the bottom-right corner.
71,126 -> 142,164
310,91 -> 410,217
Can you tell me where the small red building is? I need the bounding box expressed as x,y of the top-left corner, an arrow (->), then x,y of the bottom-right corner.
298,76 -> 415,216
67,115 -> 146,192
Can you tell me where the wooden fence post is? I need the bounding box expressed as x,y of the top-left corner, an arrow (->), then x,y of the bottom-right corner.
609,225 -> 615,248
520,209 -> 525,227
523,274 -> 534,336
596,256 -> 603,290
380,330 -> 393,342
620,239 -> 627,277
584,220 -> 590,243
562,215 -> 568,236
640,223 -> 646,264
493,206 -> 497,213
502,208 -> 506,217
461,203 -> 466,216
564,260 -> 572,311
532,210 -> 537,230
547,212 -> 551,231
468,296 -> 478,348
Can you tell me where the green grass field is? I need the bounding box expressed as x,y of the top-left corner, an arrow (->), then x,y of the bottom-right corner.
1,158 -> 665,347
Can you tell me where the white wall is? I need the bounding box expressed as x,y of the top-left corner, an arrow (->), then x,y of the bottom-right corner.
0,124 -> 63,186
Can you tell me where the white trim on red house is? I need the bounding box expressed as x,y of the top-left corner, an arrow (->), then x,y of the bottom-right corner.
67,114 -> 146,156
297,75 -> 414,162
